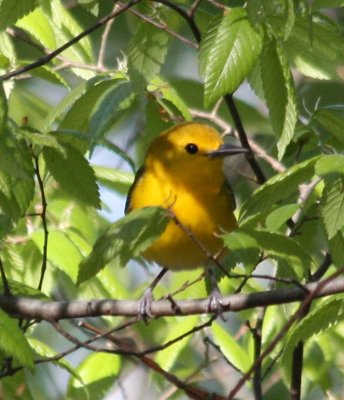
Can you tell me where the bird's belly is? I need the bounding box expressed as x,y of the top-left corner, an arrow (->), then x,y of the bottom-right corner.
144,191 -> 236,270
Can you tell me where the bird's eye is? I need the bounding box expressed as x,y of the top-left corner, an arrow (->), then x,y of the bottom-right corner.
185,143 -> 198,154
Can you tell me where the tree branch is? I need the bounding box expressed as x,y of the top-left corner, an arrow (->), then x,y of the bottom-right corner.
1,275 -> 343,320
0,0 -> 140,81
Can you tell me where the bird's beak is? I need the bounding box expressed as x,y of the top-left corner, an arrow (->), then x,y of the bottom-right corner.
207,143 -> 249,157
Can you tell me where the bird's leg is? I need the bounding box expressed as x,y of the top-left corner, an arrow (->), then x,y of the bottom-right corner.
138,267 -> 168,321
205,268 -> 226,321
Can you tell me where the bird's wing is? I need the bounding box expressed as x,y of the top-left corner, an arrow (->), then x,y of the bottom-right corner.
124,166 -> 145,214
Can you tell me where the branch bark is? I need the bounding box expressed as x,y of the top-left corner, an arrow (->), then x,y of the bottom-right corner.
1,276 -> 343,320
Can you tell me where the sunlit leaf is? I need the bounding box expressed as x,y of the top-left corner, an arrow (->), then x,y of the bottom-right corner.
77,207 -> 169,285
200,8 -> 263,107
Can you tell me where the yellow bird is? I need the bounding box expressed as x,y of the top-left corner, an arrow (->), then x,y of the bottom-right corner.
125,122 -> 247,315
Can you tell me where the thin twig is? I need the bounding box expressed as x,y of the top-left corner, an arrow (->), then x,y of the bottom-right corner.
97,5 -> 118,69
0,0 -> 140,81
123,3 -> 198,49
227,268 -> 344,399
32,154 -> 49,291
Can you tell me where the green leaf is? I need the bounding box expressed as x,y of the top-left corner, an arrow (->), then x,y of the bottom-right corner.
31,230 -> 83,282
28,338 -> 81,381
20,130 -> 65,152
68,353 -> 121,400
77,207 -> 169,285
320,177 -> 344,239
93,166 -> 134,195
0,134 -> 34,221
0,309 -> 34,368
43,145 -> 100,209
16,6 -> 56,49
0,0 -> 38,29
315,154 -> 344,177
239,157 -> 318,225
0,81 -> 7,132
88,81 -> 136,140
128,22 -> 169,90
261,37 -> 297,159
148,76 -> 192,121
329,230 -> 344,268
313,0 -> 344,9
200,8 -> 263,107
282,298 -> 344,368
265,204 -> 299,232
41,0 -> 93,71
22,64 -> 69,88
242,229 -> 313,278
43,75 -> 108,132
211,321 -> 251,373
247,0 -> 295,40
312,109 -> 344,146
285,17 -> 344,80
97,139 -> 136,172
155,316 -> 199,371
222,229 -> 261,271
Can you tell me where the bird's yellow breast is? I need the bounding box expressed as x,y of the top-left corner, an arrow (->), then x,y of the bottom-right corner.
129,165 -> 236,269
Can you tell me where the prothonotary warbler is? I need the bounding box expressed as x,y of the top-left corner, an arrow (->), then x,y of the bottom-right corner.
125,122 -> 248,316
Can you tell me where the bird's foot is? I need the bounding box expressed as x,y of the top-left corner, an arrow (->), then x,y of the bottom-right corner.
138,287 -> 154,323
205,286 -> 226,321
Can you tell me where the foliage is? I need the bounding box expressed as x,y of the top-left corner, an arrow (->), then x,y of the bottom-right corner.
0,1 -> 343,399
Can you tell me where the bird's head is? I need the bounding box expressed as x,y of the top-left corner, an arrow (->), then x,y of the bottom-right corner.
145,122 -> 248,185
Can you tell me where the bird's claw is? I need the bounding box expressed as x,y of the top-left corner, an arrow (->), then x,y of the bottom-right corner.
138,287 -> 154,322
205,286 -> 226,321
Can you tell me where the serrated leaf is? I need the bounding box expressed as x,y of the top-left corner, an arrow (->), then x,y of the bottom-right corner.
23,65 -> 69,88
0,279 -> 48,299
265,204 -> 299,232
329,230 -> 344,268
261,37 -> 297,159
88,81 -> 136,140
43,75 -> 108,132
68,353 -> 121,400
0,0 -> 38,29
239,157 -> 318,225
200,8 -> 263,107
0,136 -> 34,221
43,145 -> 100,208
315,154 -> 344,177
77,207 -> 169,285
20,130 -> 65,152
58,78 -> 123,133
243,229 -> 313,278
248,0 -> 295,40
128,22 -> 169,90
285,17 -> 344,80
31,230 -> 83,282
155,316 -> 199,371
41,0 -> 93,66
16,6 -> 56,49
97,139 -> 136,172
312,109 -> 344,146
28,338 -> 82,381
93,166 -> 134,195
282,298 -> 344,368
222,229 -> 261,271
211,321 -> 251,373
320,177 -> 344,239
0,309 -> 34,368
148,76 -> 192,121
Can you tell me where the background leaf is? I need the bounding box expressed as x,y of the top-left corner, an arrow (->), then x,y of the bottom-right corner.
200,8 -> 263,107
